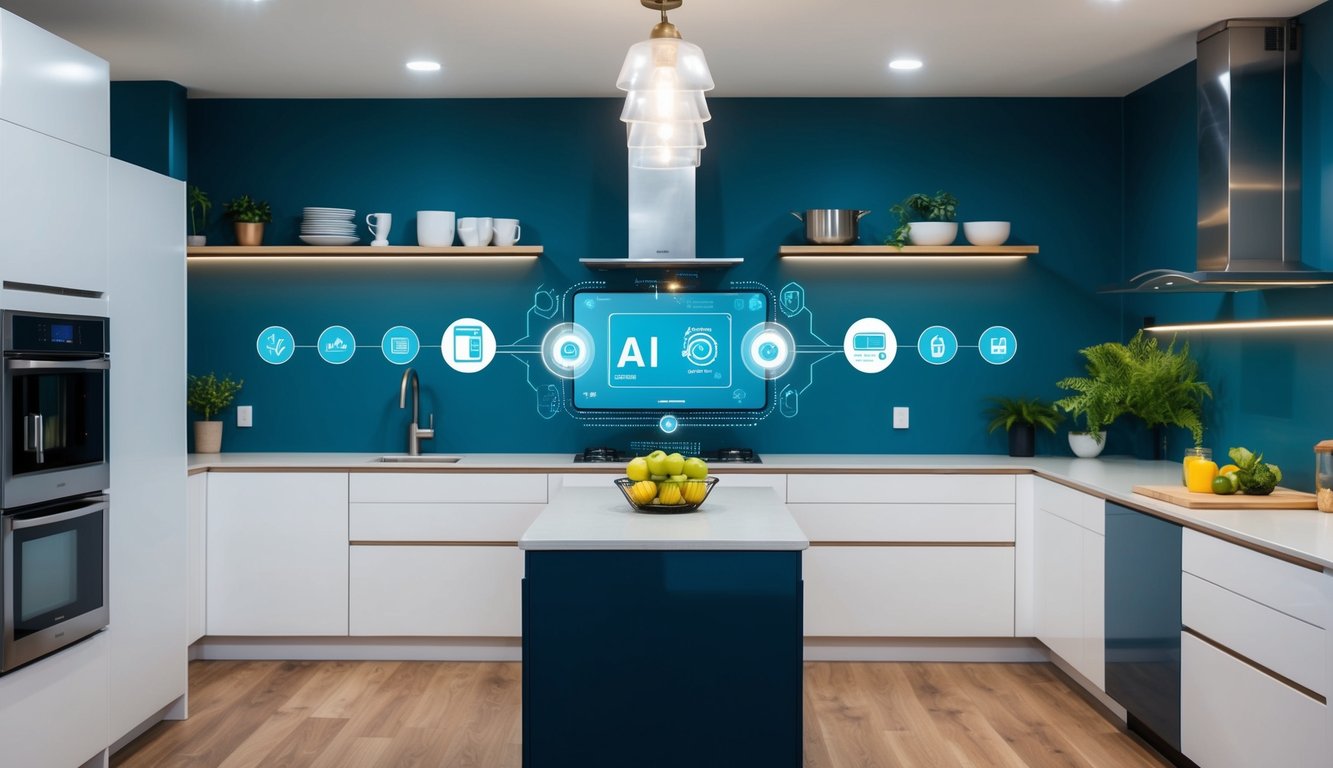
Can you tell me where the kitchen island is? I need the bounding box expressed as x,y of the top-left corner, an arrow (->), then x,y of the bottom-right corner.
519,485 -> 809,768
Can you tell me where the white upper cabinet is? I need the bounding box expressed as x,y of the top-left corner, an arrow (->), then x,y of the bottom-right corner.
0,9 -> 109,154
0,120 -> 108,294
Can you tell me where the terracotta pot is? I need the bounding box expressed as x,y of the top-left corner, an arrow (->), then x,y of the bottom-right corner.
194,420 -> 223,454
234,222 -> 265,247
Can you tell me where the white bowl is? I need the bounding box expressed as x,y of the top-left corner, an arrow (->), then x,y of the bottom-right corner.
907,222 -> 959,246
963,221 -> 1011,246
1068,431 -> 1107,458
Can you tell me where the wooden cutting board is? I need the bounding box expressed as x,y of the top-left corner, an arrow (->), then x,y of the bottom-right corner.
1133,485 -> 1317,510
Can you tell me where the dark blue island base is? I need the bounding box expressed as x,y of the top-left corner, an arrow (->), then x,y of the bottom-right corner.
522,549 -> 804,768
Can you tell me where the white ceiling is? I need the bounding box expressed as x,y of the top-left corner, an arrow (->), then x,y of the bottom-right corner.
0,0 -> 1322,98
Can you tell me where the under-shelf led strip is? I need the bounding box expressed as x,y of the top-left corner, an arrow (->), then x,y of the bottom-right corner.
1144,318 -> 1333,332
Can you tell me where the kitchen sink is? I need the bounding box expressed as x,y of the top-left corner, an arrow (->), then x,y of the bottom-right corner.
372,455 -> 463,463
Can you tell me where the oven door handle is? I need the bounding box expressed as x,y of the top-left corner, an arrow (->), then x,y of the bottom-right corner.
9,497 -> 109,530
5,358 -> 109,372
25,413 -> 43,464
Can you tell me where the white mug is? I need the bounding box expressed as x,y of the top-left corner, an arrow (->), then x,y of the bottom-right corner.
458,217 -> 493,247
492,218 -> 522,247
367,212 -> 392,246
417,210 -> 456,247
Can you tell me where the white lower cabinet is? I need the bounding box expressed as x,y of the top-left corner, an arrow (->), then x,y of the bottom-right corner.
803,546 -> 1015,637
350,545 -> 523,636
1032,481 -> 1105,690
206,473 -> 349,636
187,472 -> 207,645
1181,631 -> 1327,768
1035,509 -> 1084,667
0,632 -> 109,768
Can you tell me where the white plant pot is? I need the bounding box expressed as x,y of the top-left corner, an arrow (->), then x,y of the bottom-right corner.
1069,431 -> 1107,458
963,221 -> 1011,246
194,420 -> 223,454
907,221 -> 959,246
187,235 -> 207,247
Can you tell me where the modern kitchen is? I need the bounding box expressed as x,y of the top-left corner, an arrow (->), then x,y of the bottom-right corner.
0,1 -> 1331,767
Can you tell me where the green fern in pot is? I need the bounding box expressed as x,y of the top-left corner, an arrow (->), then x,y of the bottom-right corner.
985,397 -> 1062,457
1056,331 -> 1211,458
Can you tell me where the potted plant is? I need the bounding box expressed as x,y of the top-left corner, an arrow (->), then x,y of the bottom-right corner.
1055,331 -> 1211,459
187,373 -> 243,453
1120,332 -> 1211,458
1055,340 -> 1131,458
888,190 -> 958,247
187,185 -> 211,247
985,397 -> 1062,458
223,194 -> 272,247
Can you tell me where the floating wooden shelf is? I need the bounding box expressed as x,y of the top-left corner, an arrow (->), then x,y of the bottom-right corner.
579,257 -> 744,270
187,246 -> 543,258
778,245 -> 1038,258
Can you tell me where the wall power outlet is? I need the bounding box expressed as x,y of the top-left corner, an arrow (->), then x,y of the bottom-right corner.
237,405 -> 253,428
893,407 -> 909,430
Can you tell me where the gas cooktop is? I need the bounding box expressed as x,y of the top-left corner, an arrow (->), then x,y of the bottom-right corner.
573,447 -> 762,464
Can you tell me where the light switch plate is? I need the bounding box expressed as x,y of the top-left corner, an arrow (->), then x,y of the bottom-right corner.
236,405 -> 253,428
892,406 -> 909,429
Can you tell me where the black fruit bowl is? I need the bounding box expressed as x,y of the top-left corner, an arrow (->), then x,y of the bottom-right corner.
614,476 -> 719,514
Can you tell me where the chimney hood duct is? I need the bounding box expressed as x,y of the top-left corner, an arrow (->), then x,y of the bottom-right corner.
1104,19 -> 1333,293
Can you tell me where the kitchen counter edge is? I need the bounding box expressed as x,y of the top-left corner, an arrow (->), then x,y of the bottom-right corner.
186,453 -> 1333,570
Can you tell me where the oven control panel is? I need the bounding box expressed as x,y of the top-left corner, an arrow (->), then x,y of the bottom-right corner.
5,313 -> 107,356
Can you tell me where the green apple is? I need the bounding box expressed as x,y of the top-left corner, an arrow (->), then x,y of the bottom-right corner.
682,457 -> 708,479
664,452 -> 686,475
650,474 -> 668,483
626,457 -> 650,482
668,474 -> 688,483
646,450 -> 668,476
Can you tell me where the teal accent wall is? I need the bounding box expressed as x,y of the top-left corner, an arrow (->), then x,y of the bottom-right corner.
183,96 -> 1124,454
110,81 -> 188,181
1123,4 -> 1333,488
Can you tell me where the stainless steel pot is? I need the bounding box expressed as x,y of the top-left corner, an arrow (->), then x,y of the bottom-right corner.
791,209 -> 870,245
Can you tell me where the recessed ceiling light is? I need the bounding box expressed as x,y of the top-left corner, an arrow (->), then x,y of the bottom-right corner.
888,59 -> 924,71
406,61 -> 442,73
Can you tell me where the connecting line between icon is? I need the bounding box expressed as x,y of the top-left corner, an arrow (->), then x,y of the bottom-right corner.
798,352 -> 836,395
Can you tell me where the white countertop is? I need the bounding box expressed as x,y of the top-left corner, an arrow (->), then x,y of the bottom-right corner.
188,452 -> 1333,569
519,486 -> 808,551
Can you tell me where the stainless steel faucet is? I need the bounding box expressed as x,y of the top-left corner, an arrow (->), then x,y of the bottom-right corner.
399,368 -> 435,456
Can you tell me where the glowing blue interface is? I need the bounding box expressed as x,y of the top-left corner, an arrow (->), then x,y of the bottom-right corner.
573,292 -> 768,410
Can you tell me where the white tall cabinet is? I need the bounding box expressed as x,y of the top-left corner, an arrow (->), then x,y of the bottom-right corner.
107,159 -> 188,738
0,10 -> 186,765
0,9 -> 109,296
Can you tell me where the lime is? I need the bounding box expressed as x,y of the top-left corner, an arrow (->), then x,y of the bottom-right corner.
1212,474 -> 1238,495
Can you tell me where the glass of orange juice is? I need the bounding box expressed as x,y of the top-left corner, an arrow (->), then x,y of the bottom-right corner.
1184,450 -> 1218,493
1182,447 -> 1212,486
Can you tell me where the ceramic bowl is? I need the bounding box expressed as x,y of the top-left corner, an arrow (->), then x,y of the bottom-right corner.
907,222 -> 959,246
963,221 -> 1011,246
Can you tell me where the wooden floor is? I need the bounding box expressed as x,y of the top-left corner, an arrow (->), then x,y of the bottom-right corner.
113,660 -> 1166,768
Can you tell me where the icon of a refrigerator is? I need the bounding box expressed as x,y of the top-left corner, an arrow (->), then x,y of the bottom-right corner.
454,326 -> 483,362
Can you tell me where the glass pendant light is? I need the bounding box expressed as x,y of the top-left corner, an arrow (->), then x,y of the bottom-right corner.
617,0 -> 714,169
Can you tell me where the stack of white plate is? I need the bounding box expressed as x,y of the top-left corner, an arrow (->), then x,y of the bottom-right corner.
300,208 -> 358,245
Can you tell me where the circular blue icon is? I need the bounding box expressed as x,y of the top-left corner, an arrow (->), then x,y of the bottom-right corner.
758,341 -> 780,362
317,326 -> 356,365
659,414 -> 679,434
978,326 -> 1018,365
917,326 -> 958,365
381,326 -> 420,365
683,333 -> 718,366
256,326 -> 295,365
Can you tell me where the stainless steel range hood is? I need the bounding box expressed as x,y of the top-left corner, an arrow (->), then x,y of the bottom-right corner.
1105,19 -> 1333,293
